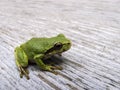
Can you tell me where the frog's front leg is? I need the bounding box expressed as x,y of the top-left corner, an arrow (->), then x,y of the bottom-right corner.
14,47 -> 29,79
34,54 -> 62,74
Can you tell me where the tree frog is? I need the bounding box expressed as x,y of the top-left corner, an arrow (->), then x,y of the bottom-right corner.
14,34 -> 71,79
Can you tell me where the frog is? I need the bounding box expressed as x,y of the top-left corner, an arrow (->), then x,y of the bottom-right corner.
14,34 -> 71,79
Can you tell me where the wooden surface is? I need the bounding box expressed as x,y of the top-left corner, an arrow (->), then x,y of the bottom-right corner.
0,0 -> 120,90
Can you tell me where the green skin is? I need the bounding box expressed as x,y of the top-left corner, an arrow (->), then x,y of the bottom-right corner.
14,34 -> 71,79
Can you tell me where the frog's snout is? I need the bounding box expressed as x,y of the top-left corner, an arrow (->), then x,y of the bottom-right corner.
62,42 -> 71,52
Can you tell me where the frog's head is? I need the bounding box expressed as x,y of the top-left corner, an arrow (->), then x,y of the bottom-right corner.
46,34 -> 71,55
55,34 -> 71,52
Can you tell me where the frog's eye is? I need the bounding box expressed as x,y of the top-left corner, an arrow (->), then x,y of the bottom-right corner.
54,42 -> 63,50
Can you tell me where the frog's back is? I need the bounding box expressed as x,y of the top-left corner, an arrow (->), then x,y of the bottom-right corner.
20,38 -> 51,59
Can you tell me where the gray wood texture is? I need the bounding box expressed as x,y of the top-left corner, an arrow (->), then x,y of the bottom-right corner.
0,0 -> 120,90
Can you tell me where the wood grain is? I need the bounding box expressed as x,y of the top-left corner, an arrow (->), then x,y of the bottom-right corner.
0,0 -> 120,90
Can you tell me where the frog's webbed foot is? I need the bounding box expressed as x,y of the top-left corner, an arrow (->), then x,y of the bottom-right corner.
19,67 -> 29,80
45,65 -> 63,75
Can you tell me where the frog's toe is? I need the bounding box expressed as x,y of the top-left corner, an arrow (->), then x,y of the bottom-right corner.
44,65 -> 58,75
20,72 -> 23,78
51,66 -> 63,70
49,70 -> 58,75
19,67 -> 30,80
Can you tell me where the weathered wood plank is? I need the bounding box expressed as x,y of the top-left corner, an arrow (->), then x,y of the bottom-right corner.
0,0 -> 120,90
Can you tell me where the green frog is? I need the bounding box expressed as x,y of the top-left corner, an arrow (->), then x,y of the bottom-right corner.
14,34 -> 71,79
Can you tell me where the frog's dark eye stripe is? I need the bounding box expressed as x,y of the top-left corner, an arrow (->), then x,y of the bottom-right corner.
54,42 -> 63,50
45,42 -> 63,54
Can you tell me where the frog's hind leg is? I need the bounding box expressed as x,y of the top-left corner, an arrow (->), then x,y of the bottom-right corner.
14,47 -> 29,79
